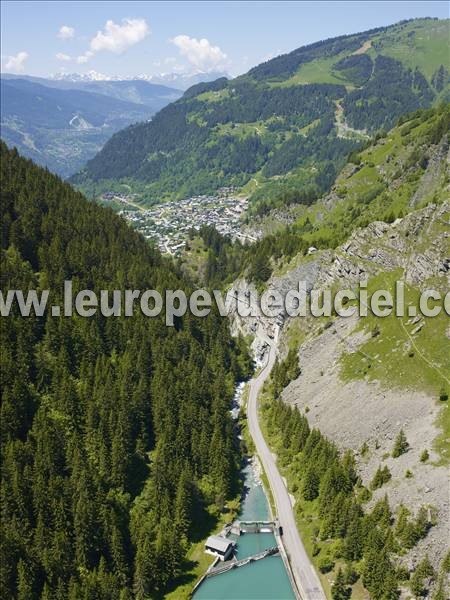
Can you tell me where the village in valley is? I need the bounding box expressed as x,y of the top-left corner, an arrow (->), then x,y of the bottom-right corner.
102,189 -> 262,255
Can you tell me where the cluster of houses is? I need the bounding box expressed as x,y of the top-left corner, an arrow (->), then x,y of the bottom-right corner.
113,192 -> 262,255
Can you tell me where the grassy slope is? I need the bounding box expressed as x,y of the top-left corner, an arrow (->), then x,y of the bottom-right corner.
340,270 -> 450,396
339,265 -> 450,466
274,19 -> 449,88
372,19 -> 449,80
273,55 -> 352,87
286,104 -> 449,249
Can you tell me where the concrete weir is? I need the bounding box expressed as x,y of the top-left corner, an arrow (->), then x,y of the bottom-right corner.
203,519 -> 300,598
207,546 -> 279,577
238,519 -> 278,534
204,520 -> 279,579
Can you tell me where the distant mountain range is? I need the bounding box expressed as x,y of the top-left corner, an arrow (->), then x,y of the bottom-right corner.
136,70 -> 230,91
3,69 -> 230,91
0,75 -> 182,177
72,18 -> 449,211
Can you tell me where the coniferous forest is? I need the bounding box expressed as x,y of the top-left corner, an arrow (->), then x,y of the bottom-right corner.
0,142 -> 252,599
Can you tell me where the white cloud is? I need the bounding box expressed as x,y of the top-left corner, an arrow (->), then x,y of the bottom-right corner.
3,51 -> 29,73
77,51 -> 94,64
58,25 -> 75,40
171,35 -> 228,71
56,52 -> 71,62
73,18 -> 149,65
90,18 -> 149,54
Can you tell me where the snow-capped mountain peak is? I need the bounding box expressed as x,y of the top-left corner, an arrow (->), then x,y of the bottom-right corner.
50,70 -> 229,90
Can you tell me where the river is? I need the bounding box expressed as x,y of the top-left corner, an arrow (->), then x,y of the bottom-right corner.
193,384 -> 296,600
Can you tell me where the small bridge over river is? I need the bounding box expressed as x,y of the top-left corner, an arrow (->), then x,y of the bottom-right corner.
207,546 -> 279,578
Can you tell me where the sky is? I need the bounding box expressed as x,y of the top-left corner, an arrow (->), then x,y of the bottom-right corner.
1,1 -> 448,79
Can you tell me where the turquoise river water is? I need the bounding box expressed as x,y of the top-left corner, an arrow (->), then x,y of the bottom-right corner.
193,462 -> 296,600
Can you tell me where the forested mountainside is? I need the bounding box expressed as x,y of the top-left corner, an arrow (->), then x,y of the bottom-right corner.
0,142 -> 251,599
73,18 -> 449,211
180,104 -> 449,287
222,107 -> 449,597
0,78 -> 180,178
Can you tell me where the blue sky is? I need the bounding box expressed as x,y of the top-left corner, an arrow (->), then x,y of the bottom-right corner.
1,1 -> 448,78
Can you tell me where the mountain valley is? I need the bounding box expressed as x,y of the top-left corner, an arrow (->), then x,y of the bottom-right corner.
1,13 -> 449,600
73,18 -> 449,216
0,76 -> 182,177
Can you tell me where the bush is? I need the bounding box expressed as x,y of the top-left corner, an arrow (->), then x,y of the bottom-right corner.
396,565 -> 410,581
420,449 -> 429,463
358,486 -> 372,502
348,152 -> 361,165
343,563 -> 359,585
318,556 -> 335,573
439,387 -> 448,402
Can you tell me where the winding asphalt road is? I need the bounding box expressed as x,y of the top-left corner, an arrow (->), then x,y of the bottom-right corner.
247,335 -> 326,600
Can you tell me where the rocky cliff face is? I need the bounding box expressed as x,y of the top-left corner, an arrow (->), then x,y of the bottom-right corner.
229,200 -> 450,582
316,201 -> 450,288
230,202 -> 449,365
231,201 -> 449,325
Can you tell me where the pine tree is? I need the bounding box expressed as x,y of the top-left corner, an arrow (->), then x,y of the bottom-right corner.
362,546 -> 397,600
17,559 -> 34,600
431,576 -> 446,600
109,517 -> 129,587
381,570 -> 400,600
392,429 -> 409,458
371,465 -> 391,489
372,494 -> 392,529
133,533 -> 152,600
302,465 -> 320,501
410,568 -> 425,597
174,466 -> 194,539
442,550 -> 450,572
414,506 -> 429,539
343,517 -> 363,561
332,568 -> 350,600
395,504 -> 410,538
418,554 -> 434,578
410,555 -> 434,597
